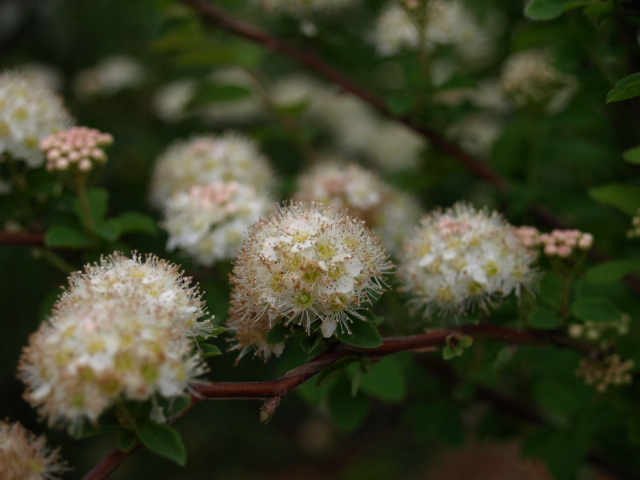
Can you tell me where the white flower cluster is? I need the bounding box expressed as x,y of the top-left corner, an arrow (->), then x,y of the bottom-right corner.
149,132 -> 275,210
293,161 -> 422,253
152,78 -> 197,123
398,203 -> 536,316
446,112 -> 504,158
150,133 -> 275,265
501,49 -> 576,110
163,182 -> 271,265
373,1 -> 492,63
258,0 -> 360,15
0,420 -> 68,480
73,55 -> 145,98
19,253 -> 214,429
569,313 -> 631,342
0,71 -> 74,167
228,202 -> 392,359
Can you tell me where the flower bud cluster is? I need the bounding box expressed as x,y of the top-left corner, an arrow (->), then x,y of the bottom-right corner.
40,126 -> 113,173
293,161 -> 422,254
569,313 -> 631,342
19,252 -> 214,428
228,202 -> 392,360
0,71 -> 74,167
500,49 -> 576,109
513,226 -> 593,258
576,354 -> 634,392
149,132 -> 275,210
163,181 -> 271,265
398,202 -> 536,317
0,420 -> 68,480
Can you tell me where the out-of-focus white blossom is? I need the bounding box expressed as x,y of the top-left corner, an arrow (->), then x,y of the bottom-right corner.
163,181 -> 273,266
198,68 -> 263,124
501,49 -> 576,111
398,202 -> 536,317
0,71 -> 74,167
73,55 -> 145,98
0,420 -> 68,480
19,252 -> 214,428
152,79 -> 197,123
16,63 -> 63,92
228,202 -> 392,360
372,1 -> 493,64
367,122 -> 425,171
149,132 -> 275,210
447,113 -> 503,158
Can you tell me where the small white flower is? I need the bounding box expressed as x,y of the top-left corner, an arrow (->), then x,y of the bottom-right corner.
163,181 -> 273,265
228,202 -> 393,360
0,421 -> 68,480
398,202 -> 536,317
149,132 -> 276,210
0,71 -> 74,167
19,252 -> 214,428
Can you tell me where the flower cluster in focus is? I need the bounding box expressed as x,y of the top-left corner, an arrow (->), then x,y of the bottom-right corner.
0,71 -> 74,167
398,202 -> 536,317
163,181 -> 272,266
0,420 -> 68,480
40,126 -> 113,173
19,252 -> 214,429
228,202 -> 393,360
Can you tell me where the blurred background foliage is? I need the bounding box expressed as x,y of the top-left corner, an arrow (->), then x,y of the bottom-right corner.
2,0 -> 640,478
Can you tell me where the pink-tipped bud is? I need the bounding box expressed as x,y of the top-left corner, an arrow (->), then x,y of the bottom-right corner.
544,244 -> 557,256
557,244 -> 572,258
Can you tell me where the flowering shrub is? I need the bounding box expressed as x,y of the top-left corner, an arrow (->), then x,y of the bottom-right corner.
2,0 -> 640,479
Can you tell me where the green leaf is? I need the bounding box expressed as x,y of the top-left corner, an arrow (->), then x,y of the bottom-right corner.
538,273 -> 564,308
208,325 -> 227,337
589,184 -> 640,216
136,421 -> 186,466
583,0 -> 614,18
358,356 -> 407,403
187,83 -> 252,109
607,73 -> 640,103
199,343 -> 222,359
95,219 -> 122,242
570,297 -> 620,323
442,345 -> 458,361
266,322 -> 289,345
623,146 -> 640,165
117,429 -> 138,452
299,334 -> 324,355
164,395 -> 191,418
74,187 -> 109,225
529,307 -> 562,329
525,0 -> 590,20
335,320 -> 382,348
583,260 -> 640,283
44,225 -> 91,249
297,373 -> 339,405
328,378 -> 370,433
115,212 -> 159,235
386,93 -> 413,116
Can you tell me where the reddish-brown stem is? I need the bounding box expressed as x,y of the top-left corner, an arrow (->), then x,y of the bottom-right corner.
0,230 -> 44,246
81,323 -> 591,480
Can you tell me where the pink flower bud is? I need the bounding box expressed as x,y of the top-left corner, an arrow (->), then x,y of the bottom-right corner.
544,244 -> 557,256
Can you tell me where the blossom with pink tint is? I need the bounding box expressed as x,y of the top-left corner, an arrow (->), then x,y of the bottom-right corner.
40,126 -> 113,173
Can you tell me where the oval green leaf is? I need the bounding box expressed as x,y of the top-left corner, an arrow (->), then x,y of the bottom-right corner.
570,297 -> 620,323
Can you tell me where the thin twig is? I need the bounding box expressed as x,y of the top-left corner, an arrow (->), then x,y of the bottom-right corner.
0,231 -> 44,246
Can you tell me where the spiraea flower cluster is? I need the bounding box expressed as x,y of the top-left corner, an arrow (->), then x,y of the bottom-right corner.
228,202 -> 393,360
513,226 -> 593,258
73,55 -> 145,98
0,71 -> 74,167
0,420 -> 68,480
257,0 -> 360,15
576,354 -> 634,392
163,181 -> 271,266
372,1 -> 492,63
500,49 -> 576,109
293,161 -> 422,253
19,252 -> 214,429
398,202 -> 536,317
39,126 -> 113,173
149,132 -> 275,210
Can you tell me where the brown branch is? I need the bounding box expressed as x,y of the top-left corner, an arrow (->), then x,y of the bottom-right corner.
0,230 -> 44,246
81,323 -> 590,480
